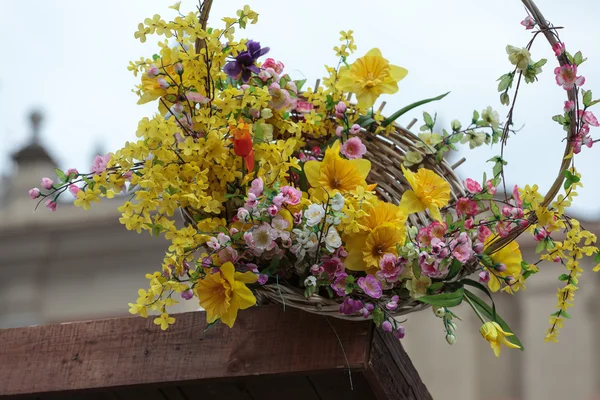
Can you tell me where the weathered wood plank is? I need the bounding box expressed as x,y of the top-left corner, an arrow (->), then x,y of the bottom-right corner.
0,305 -> 371,396
365,328 -> 433,400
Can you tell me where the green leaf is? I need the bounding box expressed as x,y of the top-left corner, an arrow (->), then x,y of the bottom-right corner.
573,51 -> 584,66
490,201 -> 500,217
472,110 -> 480,124
295,79 -> 307,92
500,93 -> 510,106
562,310 -> 571,319
445,259 -> 463,281
589,99 -> 600,107
583,90 -> 593,108
535,240 -> 547,254
381,92 -> 450,127
54,168 -> 67,183
594,252 -> 600,263
464,289 -> 523,350
372,307 -> 384,326
423,112 -> 434,128
558,273 -> 570,281
427,282 -> 444,294
461,278 -> 497,321
254,122 -> 264,142
417,286 -> 464,307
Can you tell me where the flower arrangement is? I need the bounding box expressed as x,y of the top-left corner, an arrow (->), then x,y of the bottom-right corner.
30,0 -> 600,357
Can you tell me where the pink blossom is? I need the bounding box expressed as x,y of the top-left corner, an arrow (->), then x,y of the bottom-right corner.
41,177 -> 54,190
464,178 -> 482,194
578,110 -> 600,127
91,154 -> 111,175
465,218 -> 475,229
340,137 -> 367,159
335,126 -> 344,137
430,238 -> 446,257
496,221 -> 513,237
186,91 -> 210,104
386,295 -> 400,311
66,168 -> 79,176
430,222 -> 447,239
311,146 -> 321,156
512,185 -> 523,208
486,180 -> 497,194
417,227 -> 432,246
394,326 -> 406,339
181,289 -> 194,300
268,82 -> 291,110
552,42 -> 566,57
564,100 -> 575,112
45,198 -> 57,212
322,257 -> 344,277
258,274 -> 269,285
245,192 -> 258,209
293,212 -> 303,225
349,124 -> 361,134
295,100 -> 313,114
206,237 -> 220,251
340,297 -> 363,315
68,184 -> 81,197
357,275 -> 383,299
362,303 -> 375,318
285,80 -> 297,94
478,225 -> 492,242
157,77 -> 169,89
218,247 -> 239,263
376,253 -> 403,282
262,58 -> 284,74
479,270 -> 490,283
249,177 -> 264,197
452,244 -> 473,264
335,101 -> 347,117
267,205 -> 279,216
456,198 -> 478,217
29,188 -> 41,199
555,65 -> 585,90
520,16 -> 535,30
147,64 -> 160,77
533,227 -> 548,241
237,207 -> 250,222
272,194 -> 285,208
473,241 -> 484,254
258,69 -> 273,83
331,272 -> 348,296
280,186 -> 302,206
496,263 -> 507,273
583,134 -> 594,149
502,206 -> 512,218
382,321 -> 393,332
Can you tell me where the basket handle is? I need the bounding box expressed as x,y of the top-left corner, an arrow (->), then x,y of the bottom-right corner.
194,0 -> 214,55
486,0 -> 577,254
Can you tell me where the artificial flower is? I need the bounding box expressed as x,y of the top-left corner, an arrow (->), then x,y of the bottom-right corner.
484,238 -> 523,292
224,40 -> 270,82
400,166 -> 450,222
195,262 -> 258,328
338,48 -> 408,108
479,321 -> 521,357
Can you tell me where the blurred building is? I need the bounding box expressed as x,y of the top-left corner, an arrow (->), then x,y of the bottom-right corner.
0,112 -> 599,399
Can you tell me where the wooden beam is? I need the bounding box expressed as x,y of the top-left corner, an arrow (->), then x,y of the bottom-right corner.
0,305 -> 370,396
0,305 -> 432,399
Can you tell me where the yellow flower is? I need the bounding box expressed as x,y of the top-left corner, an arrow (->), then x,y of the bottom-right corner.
484,239 -> 523,292
304,141 -> 372,199
153,312 -> 175,330
407,275 -> 431,299
344,199 -> 407,272
338,48 -> 408,108
195,262 -> 257,328
399,166 -> 450,222
479,321 -> 521,357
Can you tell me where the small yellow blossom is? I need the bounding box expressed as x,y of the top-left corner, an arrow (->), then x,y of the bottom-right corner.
479,321 -> 521,357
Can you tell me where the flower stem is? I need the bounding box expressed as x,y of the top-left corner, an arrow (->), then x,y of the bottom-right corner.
464,294 -> 486,324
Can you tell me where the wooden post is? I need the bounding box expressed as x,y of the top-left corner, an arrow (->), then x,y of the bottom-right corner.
0,305 -> 431,399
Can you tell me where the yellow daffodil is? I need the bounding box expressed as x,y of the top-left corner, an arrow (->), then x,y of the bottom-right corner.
484,239 -> 523,292
195,262 -> 258,328
304,141 -> 373,199
479,321 -> 521,357
338,48 -> 408,108
344,199 -> 407,272
399,166 -> 450,222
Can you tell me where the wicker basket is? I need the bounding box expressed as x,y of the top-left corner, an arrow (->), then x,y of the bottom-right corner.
182,0 -> 574,322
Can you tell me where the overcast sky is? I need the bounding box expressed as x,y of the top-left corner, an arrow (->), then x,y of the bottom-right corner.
2,0 -> 599,218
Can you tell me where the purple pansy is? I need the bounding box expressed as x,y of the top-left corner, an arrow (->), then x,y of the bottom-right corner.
224,40 -> 270,82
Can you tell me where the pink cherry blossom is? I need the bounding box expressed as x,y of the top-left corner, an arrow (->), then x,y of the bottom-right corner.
552,42 -> 566,57
554,64 -> 585,90
295,100 -> 313,114
147,64 -> 160,77
268,82 -> 291,110
520,16 -> 535,30
181,289 -> 194,300
66,168 -> 79,176
262,58 -> 284,74
512,184 -> 523,207
430,222 -> 447,239
381,321 -> 393,332
464,178 -> 482,194
335,101 -> 347,117
386,295 -> 400,311
564,100 -> 575,112
486,180 -> 497,195
249,177 -> 264,197
340,297 -> 363,315
578,110 -> 600,127
335,126 -> 344,137
45,198 -> 57,212
479,270 -> 490,283
91,154 -> 111,175
417,227 -> 432,246
68,184 -> 81,197
496,221 -> 513,237
29,188 -> 41,199
394,326 -> 406,339
41,177 -> 54,189
456,198 -> 478,217
357,275 -> 383,299
331,272 -> 348,296
376,253 -> 403,282
349,124 -> 361,135
478,225 -> 492,242
465,218 -> 475,229
186,91 -> 210,104
452,244 -> 473,264
340,137 -> 367,159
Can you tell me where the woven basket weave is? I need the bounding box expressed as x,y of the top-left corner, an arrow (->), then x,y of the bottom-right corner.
182,0 -> 573,322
